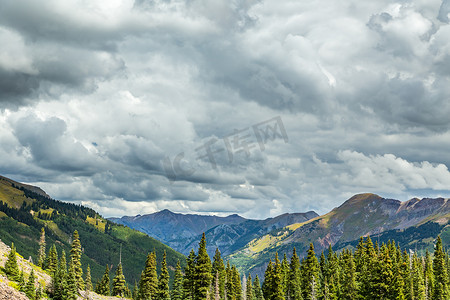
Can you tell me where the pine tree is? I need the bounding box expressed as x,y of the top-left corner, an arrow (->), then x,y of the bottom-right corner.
36,283 -> 43,300
433,236 -> 449,300
172,261 -> 184,300
24,269 -> 36,300
139,251 -> 158,299
340,249 -> 356,300
157,251 -> 171,300
281,253 -> 290,296
70,230 -> 84,291
212,248 -> 226,299
184,249 -> 196,300
195,233 -> 212,300
5,242 -> 20,281
262,259 -> 274,299
246,274 -> 254,300
272,253 -> 285,300
85,264 -> 93,291
67,258 -> 79,300
113,262 -> 127,297
287,248 -> 302,300
301,243 -> 320,300
37,227 -> 46,268
132,281 -> 139,300
226,261 -> 235,300
47,244 -> 58,274
96,265 -> 111,296
253,275 -> 264,300
53,250 -> 68,300
411,253 -> 425,300
424,250 -> 434,299
232,265 -> 242,300
18,269 -> 25,292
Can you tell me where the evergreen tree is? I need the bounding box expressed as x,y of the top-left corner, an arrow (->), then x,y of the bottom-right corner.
195,233 -> 212,300
5,242 -> 20,281
36,283 -> 43,300
132,281 -> 139,300
172,261 -> 184,300
246,274 -> 254,300
24,269 -> 36,300
46,244 -> 58,274
272,253 -> 285,300
281,253 -> 289,296
212,248 -> 226,299
232,265 -> 242,300
96,265 -> 111,296
424,250 -> 434,299
157,251 -> 171,300
85,264 -> 93,291
18,269 -> 25,292
113,262 -> 127,297
253,275 -> 264,300
411,253 -> 425,300
37,227 -> 46,268
140,251 -> 158,299
433,236 -> 449,300
70,230 -> 84,291
226,261 -> 235,300
301,243 -> 320,300
262,260 -> 274,299
67,258 -> 79,300
340,249 -> 356,300
287,248 -> 302,300
184,249 -> 196,300
52,250 -> 68,300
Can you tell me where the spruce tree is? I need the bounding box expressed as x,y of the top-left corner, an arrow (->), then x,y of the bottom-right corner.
47,244 -> 58,274
212,248 -> 226,299
281,253 -> 289,296
85,264 -> 93,291
172,261 -> 184,300
340,249 -> 356,300
424,250 -> 434,299
225,261 -> 235,300
195,233 -> 212,300
24,269 -> 36,300
184,249 -> 196,300
113,262 -> 127,297
287,248 -> 302,300
53,250 -> 68,300
37,227 -> 46,268
253,275 -> 264,300
140,251 -> 158,299
246,274 -> 254,300
132,281 -> 139,300
232,265 -> 242,300
67,258 -> 79,300
301,243 -> 320,300
5,242 -> 20,281
96,265 -> 111,296
272,253 -> 285,300
157,251 -> 171,300
70,230 -> 84,290
18,269 -> 25,292
433,236 -> 449,300
262,260 -> 274,299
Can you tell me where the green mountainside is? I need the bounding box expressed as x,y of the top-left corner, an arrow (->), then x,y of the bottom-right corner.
227,193 -> 450,276
0,176 -> 185,286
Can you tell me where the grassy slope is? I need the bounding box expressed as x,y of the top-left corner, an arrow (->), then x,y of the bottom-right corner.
0,176 -> 185,286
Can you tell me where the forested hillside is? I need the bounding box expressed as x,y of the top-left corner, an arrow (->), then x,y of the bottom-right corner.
0,175 -> 185,286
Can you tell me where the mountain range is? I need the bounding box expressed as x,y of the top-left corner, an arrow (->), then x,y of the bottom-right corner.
110,193 -> 450,276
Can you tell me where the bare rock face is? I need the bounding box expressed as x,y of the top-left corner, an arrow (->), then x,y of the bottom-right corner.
0,279 -> 29,300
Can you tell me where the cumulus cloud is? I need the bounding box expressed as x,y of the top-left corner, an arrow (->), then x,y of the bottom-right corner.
0,0 -> 449,218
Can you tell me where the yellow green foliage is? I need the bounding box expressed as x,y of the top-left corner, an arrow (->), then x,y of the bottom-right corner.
86,216 -> 106,232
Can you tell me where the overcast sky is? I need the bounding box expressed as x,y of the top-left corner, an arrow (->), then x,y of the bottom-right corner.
1,0 -> 450,219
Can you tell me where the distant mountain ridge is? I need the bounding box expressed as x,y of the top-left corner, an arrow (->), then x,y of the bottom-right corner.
109,209 -> 319,256
228,193 -> 450,276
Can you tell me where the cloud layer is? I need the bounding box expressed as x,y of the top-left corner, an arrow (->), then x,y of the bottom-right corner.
0,0 -> 449,218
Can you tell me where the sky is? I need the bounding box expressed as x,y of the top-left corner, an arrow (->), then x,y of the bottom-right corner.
0,0 -> 450,219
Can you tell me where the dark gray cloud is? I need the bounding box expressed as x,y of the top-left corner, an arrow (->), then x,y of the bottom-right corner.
0,0 -> 449,218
